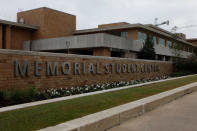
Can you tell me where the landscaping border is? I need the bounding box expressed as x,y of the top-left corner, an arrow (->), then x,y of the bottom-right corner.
0,74 -> 196,113
39,79 -> 197,131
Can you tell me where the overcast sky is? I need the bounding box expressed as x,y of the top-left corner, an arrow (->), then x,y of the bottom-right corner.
0,0 -> 197,38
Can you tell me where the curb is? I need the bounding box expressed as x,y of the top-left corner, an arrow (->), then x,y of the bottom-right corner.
38,81 -> 197,131
0,74 -> 196,113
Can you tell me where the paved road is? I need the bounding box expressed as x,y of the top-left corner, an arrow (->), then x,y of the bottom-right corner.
109,91 -> 197,131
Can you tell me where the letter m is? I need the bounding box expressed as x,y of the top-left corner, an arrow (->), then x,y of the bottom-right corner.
46,62 -> 59,76
14,61 -> 30,77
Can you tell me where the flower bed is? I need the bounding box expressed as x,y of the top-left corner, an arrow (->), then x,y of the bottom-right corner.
41,76 -> 170,98
0,76 -> 169,108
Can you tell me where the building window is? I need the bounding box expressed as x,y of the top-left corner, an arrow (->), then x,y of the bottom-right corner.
159,38 -> 165,46
189,47 -> 193,53
138,32 -> 147,43
153,36 -> 157,46
121,32 -> 128,38
167,41 -> 172,47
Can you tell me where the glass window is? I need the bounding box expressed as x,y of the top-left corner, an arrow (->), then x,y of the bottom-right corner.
153,36 -> 157,46
138,32 -> 147,42
189,47 -> 193,52
159,38 -> 165,46
121,32 -> 128,38
167,41 -> 172,47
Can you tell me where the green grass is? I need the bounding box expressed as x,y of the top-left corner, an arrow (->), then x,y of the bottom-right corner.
1,75 -> 197,131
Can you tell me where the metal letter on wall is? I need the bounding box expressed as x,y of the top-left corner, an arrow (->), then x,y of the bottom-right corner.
46,62 -> 59,76
74,63 -> 80,75
62,62 -> 71,75
122,64 -> 127,73
88,63 -> 95,74
35,61 -> 42,76
116,64 -> 121,73
104,64 -> 109,74
141,64 -> 145,73
14,61 -> 30,77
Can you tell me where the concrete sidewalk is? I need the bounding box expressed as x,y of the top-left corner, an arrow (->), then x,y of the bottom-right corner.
109,91 -> 197,131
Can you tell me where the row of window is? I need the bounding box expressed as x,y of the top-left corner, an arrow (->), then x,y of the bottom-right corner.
110,31 -> 193,53
110,32 -> 128,38
137,32 -> 193,53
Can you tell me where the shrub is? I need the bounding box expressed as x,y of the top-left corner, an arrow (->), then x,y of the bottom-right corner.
170,71 -> 192,77
0,76 -> 171,108
10,86 -> 39,104
0,86 -> 39,107
173,55 -> 197,74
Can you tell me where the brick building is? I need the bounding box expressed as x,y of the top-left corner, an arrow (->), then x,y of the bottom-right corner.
0,7 -> 76,50
0,7 -> 196,61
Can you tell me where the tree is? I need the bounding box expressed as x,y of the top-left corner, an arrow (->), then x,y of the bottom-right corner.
137,35 -> 156,60
171,42 -> 183,59
170,34 -> 183,62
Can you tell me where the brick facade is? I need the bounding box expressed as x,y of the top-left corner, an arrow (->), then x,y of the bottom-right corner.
128,29 -> 138,40
187,39 -> 197,46
0,50 -> 173,91
10,27 -> 33,50
17,7 -> 76,40
93,48 -> 111,56
0,7 -> 76,51
5,26 -> 11,49
98,22 -> 130,28
0,25 -> 2,49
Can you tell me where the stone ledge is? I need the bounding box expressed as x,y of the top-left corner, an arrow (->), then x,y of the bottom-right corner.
38,81 -> 197,131
1,74 -> 196,113
0,49 -> 171,63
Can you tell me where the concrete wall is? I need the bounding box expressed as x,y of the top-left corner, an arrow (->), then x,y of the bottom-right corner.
0,49 -> 172,90
23,33 -> 143,51
24,33 -> 193,58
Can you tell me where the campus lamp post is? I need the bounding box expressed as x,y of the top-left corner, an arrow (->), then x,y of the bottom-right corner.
66,41 -> 70,54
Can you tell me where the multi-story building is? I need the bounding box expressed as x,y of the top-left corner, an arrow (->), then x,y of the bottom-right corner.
0,7 -> 195,61
187,38 -> 197,46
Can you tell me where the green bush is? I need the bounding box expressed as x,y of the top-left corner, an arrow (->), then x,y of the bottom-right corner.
170,71 -> 193,77
11,86 -> 39,104
173,55 -> 197,74
0,86 -> 39,107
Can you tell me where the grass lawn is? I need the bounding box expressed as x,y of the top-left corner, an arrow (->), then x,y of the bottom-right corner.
0,75 -> 197,131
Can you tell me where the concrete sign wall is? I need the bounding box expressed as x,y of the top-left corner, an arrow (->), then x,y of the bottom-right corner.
0,49 -> 172,90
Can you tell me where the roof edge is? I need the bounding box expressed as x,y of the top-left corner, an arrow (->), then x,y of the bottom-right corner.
0,19 -> 39,30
